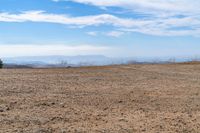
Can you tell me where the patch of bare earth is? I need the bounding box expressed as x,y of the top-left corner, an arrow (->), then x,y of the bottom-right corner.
0,64 -> 200,132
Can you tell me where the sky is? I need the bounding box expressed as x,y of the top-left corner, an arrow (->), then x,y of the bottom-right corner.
0,0 -> 200,59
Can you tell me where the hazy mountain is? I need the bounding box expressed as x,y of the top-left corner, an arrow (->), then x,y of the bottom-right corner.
3,55 -> 189,68
2,55 -> 130,67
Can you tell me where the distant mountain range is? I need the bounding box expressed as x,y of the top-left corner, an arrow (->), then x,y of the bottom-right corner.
2,55 -> 194,68
2,55 -> 133,68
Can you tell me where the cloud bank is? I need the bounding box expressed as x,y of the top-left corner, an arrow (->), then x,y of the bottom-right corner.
0,44 -> 110,57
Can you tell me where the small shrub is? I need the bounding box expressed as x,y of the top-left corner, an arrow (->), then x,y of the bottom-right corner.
0,59 -> 3,69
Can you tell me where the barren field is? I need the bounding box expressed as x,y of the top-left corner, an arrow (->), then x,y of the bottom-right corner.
0,64 -> 200,133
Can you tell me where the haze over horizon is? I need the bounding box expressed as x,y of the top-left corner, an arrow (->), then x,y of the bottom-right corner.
1,0 -> 200,59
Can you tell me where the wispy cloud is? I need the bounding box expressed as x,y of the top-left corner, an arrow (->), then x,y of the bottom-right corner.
106,31 -> 125,37
56,0 -> 200,15
86,31 -> 98,36
0,11 -> 136,27
0,10 -> 200,36
52,0 -> 200,36
86,31 -> 125,37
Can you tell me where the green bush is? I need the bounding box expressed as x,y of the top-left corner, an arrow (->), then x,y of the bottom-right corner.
0,59 -> 3,69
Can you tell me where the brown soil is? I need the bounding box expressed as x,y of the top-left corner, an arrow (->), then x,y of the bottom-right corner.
0,64 -> 200,133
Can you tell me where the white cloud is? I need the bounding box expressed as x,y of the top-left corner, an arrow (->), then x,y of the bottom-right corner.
86,31 -> 98,36
106,31 -> 125,37
86,31 -> 125,37
57,0 -> 200,15
0,11 -> 136,27
51,0 -> 200,36
0,44 -> 110,57
0,10 -> 200,36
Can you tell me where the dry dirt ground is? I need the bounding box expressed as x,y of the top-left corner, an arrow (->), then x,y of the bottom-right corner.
0,64 -> 200,133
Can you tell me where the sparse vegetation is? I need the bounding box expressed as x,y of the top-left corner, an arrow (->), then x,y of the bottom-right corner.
60,60 -> 68,67
0,59 -> 3,68
191,55 -> 200,62
168,57 -> 176,63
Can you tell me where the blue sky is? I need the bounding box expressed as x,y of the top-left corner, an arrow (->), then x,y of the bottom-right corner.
0,0 -> 200,59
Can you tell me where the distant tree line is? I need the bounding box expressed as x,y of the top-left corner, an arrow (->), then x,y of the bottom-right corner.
0,59 -> 3,68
